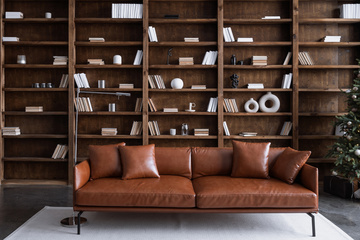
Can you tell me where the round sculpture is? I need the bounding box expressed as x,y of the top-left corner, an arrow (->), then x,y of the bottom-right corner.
244,98 -> 259,113
259,92 -> 280,113
171,78 -> 184,89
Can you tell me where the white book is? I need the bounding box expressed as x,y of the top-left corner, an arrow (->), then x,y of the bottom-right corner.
223,28 -> 230,42
133,50 -> 143,65
51,144 -> 61,159
148,26 -> 154,42
283,52 -> 292,65
74,74 -> 83,88
247,83 -> 264,89
2,37 -> 19,42
223,121 -> 230,136
87,97 -> 93,112
202,51 -> 210,65
286,73 -> 293,89
163,108 -> 178,112
252,56 -> 267,60
5,12 -> 23,19
227,27 -> 235,42
237,38 -> 253,42
207,97 -> 214,112
211,97 -> 218,112
262,16 -> 281,19
79,73 -> 90,88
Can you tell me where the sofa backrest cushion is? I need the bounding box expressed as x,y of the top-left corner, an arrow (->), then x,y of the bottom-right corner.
192,147 -> 286,179
155,147 -> 192,179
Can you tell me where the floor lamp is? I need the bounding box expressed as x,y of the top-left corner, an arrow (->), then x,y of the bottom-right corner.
61,88 -> 131,228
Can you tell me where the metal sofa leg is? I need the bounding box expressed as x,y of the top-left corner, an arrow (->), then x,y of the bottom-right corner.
77,211 -> 83,235
307,213 -> 316,237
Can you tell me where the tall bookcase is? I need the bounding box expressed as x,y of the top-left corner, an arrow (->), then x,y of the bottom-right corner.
0,0 -> 358,185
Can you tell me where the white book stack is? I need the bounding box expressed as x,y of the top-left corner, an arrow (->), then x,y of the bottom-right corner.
111,3 -> 143,19
202,51 -> 218,65
252,56 -> 267,65
323,36 -> 341,42
133,50 -> 143,65
134,98 -> 143,112
51,144 -> 68,159
75,97 -> 93,112
191,85 -> 206,89
59,74 -> 69,88
25,106 -> 43,112
179,57 -> 194,65
89,37 -> 105,42
194,128 -> 209,136
163,108 -> 178,112
119,83 -> 134,89
281,73 -> 293,89
280,121 -> 293,136
148,26 -> 158,42
101,128 -> 118,136
148,75 -> 166,89
2,127 -> 21,136
130,121 -> 143,136
223,121 -> 230,136
148,121 -> 160,136
207,97 -> 218,112
262,16 -> 281,19
223,98 -> 239,113
184,37 -> 199,42
88,59 -> 104,65
340,4 -> 360,19
223,27 -> 235,42
5,12 -> 23,19
74,73 -> 90,88
53,56 -> 68,65
237,37 -> 253,42
283,52 -> 292,65
239,132 -> 257,137
247,83 -> 264,89
2,37 -> 19,42
298,52 -> 314,65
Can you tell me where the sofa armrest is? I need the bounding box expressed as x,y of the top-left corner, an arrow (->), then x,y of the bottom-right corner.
299,164 -> 318,195
74,160 -> 90,191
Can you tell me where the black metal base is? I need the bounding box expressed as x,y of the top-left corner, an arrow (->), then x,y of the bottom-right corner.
60,214 -> 87,234
307,213 -> 316,237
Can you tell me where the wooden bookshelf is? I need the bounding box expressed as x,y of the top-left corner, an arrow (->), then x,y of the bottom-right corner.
1,0 -> 357,184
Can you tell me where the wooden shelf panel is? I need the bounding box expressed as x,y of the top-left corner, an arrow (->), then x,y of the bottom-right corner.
3,111 -> 68,116
299,65 -> 360,69
78,111 -> 141,116
299,135 -> 339,140
3,18 -> 68,23
224,135 -> 292,140
149,18 -> 217,24
299,42 -> 360,47
299,112 -> 346,117
76,41 -> 143,47
224,112 -> 292,116
149,88 -> 217,92
149,135 -> 217,139
224,65 -> 292,69
299,88 -> 345,92
224,88 -> 292,92
299,18 -> 360,24
4,88 -> 68,92
3,157 -> 67,162
1,180 -> 68,185
77,134 -> 142,139
4,64 -> 67,69
77,88 -> 142,92
150,65 -> 217,69
75,18 -> 142,23
224,19 -> 292,24
224,42 -> 291,47
3,41 -> 68,46
2,134 -> 68,138
150,42 -> 217,47
75,64 -> 142,69
149,112 -> 217,116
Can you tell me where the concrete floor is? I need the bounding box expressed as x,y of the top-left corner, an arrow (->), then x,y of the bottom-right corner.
0,185 -> 359,239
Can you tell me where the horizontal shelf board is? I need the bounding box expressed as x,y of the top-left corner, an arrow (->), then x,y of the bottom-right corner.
149,88 -> 217,92
224,112 -> 292,116
150,41 -> 217,47
223,135 -> 292,140
77,134 -> 142,139
79,111 -> 141,116
299,112 -> 346,117
299,42 -> 360,47
3,157 -> 67,162
299,88 -> 344,92
224,65 -> 292,69
149,112 -> 217,116
299,18 -> 360,24
1,179 -> 68,186
75,18 -> 142,23
299,65 -> 359,69
224,42 -> 291,47
3,111 -> 68,116
149,64 -> 217,69
299,135 -> 339,140
149,18 -> 217,24
307,158 -> 336,164
3,41 -> 68,46
75,64 -> 142,69
4,88 -> 68,92
3,18 -> 68,23
149,135 -> 217,139
224,19 -> 292,24
77,88 -> 141,92
224,88 -> 292,92
4,64 -> 67,69
2,134 -> 68,139
76,41 -> 143,47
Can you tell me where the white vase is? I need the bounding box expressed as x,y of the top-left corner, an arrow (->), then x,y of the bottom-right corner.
244,98 -> 259,113
113,55 -> 122,65
171,78 -> 184,89
259,92 -> 280,113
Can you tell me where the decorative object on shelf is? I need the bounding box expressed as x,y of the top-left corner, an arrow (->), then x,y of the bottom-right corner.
230,54 -> 236,65
170,128 -> 176,135
244,98 -> 259,113
230,73 -> 239,88
41,83 -> 46,88
167,48 -> 173,65
108,103 -> 116,112
237,60 -> 243,65
181,123 -> 189,135
113,55 -> 122,65
186,102 -> 196,112
170,78 -> 184,89
98,80 -> 105,88
17,55 -> 26,64
46,83 -> 53,88
32,83 -> 40,88
259,92 -> 280,113
45,12 -> 52,18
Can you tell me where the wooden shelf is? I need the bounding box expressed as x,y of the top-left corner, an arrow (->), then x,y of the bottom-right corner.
299,42 -> 360,47
149,64 -> 217,69
149,18 -> 217,24
3,157 -> 67,162
150,42 -> 217,47
77,88 -> 142,92
224,42 -> 291,47
299,65 -> 359,69
2,134 -> 68,139
224,135 -> 292,140
75,18 -> 142,23
3,111 -> 68,116
149,112 -> 217,116
1,179 -> 68,185
76,41 -> 143,47
299,135 -> 339,140
75,64 -> 142,69
224,19 -> 292,24
224,65 -> 292,69
3,41 -> 68,46
149,88 -> 217,92
77,134 -> 142,139
224,112 -> 292,116
78,111 -> 141,116
149,135 -> 217,139
299,18 -> 360,24
224,88 -> 292,92
3,18 -> 68,23
299,112 -> 346,117
4,64 -> 67,69
4,88 -> 68,92
299,88 -> 345,92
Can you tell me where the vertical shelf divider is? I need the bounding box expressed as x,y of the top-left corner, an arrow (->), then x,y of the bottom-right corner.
218,0 -> 224,147
292,0 -> 299,149
0,0 -> 5,182
142,0 -> 149,145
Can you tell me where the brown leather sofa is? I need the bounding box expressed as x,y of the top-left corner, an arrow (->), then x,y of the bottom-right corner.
74,146 -> 318,236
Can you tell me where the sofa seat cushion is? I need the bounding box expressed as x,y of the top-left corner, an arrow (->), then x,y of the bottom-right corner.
75,175 -> 195,208
193,176 -> 317,209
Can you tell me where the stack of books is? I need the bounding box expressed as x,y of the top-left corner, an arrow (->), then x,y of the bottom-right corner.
101,128 -> 117,136
133,50 -> 143,65
148,75 -> 166,89
51,144 -> 68,159
111,3 -> 143,18
134,98 -> 143,112
89,37 -> 105,42
179,57 -> 194,65
207,97 -> 218,112
239,132 -> 257,137
148,121 -> 160,136
163,108 -> 178,112
75,97 -> 93,112
184,38 -> 199,42
88,59 -> 104,65
223,98 -> 239,113
2,37 -> 19,42
25,106 -> 43,112
237,37 -> 253,42
247,83 -> 264,89
59,74 -> 69,88
53,56 -> 68,65
119,83 -> 134,89
340,4 -> 360,18
130,121 -> 143,136
74,73 -> 90,88
223,27 -> 235,42
298,52 -> 314,65
194,128 -> 209,136
2,127 -> 21,136
148,26 -> 158,42
252,56 -> 267,66
323,36 -> 341,42
223,121 -> 230,136
148,98 -> 157,112
283,52 -> 292,65
5,11 -> 23,19
202,51 -> 218,65
262,16 -> 281,19
191,85 -> 206,89
280,121 -> 293,136
281,73 -> 293,89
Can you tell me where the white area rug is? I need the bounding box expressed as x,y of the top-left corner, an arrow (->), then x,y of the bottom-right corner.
5,206 -> 352,240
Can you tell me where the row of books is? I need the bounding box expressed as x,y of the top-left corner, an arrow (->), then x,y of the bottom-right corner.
2,127 -> 21,136
191,85 -> 206,89
148,75 -> 166,89
148,98 -> 157,112
194,128 -> 209,136
111,3 -> 143,19
51,144 -> 68,159
223,98 -> 239,113
25,106 -> 43,112
223,27 -> 235,42
207,97 -> 218,112
184,38 -> 199,42
148,121 -> 160,136
88,59 -> 104,65
130,121 -> 143,136
202,51 -> 218,65
298,52 -> 314,65
133,50 -> 143,65
281,73 -> 293,89
179,57 -> 194,65
223,121 -> 230,136
247,83 -> 264,89
280,121 -> 293,136
75,97 -> 93,112
89,37 -> 105,42
53,56 -> 67,65
5,11 -> 23,19
148,26 -> 158,42
252,56 -> 267,66
2,37 -> 19,42
323,36 -> 341,43
240,132 -> 257,137
101,128 -> 117,136
119,83 -> 134,89
340,4 -> 360,19
59,74 -> 69,88
74,73 -> 90,88
135,98 -> 143,112
163,108 -> 178,112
